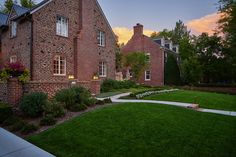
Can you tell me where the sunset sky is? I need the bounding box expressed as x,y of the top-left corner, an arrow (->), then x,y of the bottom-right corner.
0,0 -> 221,43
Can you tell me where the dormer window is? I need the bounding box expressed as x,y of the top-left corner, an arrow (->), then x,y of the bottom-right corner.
97,30 -> 105,47
56,16 -> 68,37
11,21 -> 17,38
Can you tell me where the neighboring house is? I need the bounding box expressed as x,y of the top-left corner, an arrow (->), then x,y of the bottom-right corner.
121,24 -> 164,86
0,0 -> 116,97
153,37 -> 180,63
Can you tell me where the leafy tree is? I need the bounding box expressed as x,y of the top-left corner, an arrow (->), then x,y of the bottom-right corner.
151,29 -> 172,39
171,20 -> 191,44
181,57 -> 202,84
123,52 -> 149,81
179,36 -> 195,60
195,33 -> 224,83
20,0 -> 36,8
164,54 -> 181,85
2,0 -> 17,13
218,0 -> 236,81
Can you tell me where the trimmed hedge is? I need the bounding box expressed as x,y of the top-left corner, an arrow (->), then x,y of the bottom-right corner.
101,79 -> 137,92
0,103 -> 13,123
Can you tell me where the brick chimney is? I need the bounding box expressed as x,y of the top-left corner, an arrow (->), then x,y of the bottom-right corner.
134,23 -> 143,36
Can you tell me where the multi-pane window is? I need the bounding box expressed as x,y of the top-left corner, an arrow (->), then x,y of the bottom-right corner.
53,55 -> 66,75
97,30 -> 105,47
145,70 -> 151,81
99,61 -> 107,77
10,56 -> 17,63
56,16 -> 68,37
146,53 -> 151,63
11,21 -> 17,38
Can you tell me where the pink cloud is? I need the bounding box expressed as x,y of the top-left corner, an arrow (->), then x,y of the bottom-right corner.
187,12 -> 223,35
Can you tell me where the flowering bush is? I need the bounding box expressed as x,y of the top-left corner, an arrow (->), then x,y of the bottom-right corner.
135,89 -> 179,99
0,62 -> 30,83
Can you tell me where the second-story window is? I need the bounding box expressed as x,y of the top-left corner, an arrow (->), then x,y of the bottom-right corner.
11,21 -> 17,38
97,30 -> 105,47
146,53 -> 151,63
56,16 -> 68,37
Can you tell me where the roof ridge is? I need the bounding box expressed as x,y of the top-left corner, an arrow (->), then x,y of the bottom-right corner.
12,4 -> 30,10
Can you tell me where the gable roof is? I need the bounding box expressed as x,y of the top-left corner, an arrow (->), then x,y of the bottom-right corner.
0,13 -> 8,27
12,4 -> 30,17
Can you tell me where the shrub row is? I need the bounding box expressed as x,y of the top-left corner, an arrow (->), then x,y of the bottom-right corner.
0,103 -> 13,123
101,79 -> 137,92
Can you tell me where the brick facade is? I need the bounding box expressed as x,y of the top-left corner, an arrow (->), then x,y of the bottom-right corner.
121,24 -> 164,86
0,0 -> 116,103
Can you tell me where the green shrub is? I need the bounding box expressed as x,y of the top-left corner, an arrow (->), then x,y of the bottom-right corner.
101,79 -> 137,92
9,120 -> 26,132
21,123 -> 38,135
20,92 -> 48,117
55,87 -> 92,111
0,103 -> 13,123
86,98 -> 98,106
104,98 -> 112,104
2,116 -> 20,126
55,88 -> 76,109
96,100 -> 105,105
69,103 -> 87,112
40,115 -> 57,126
43,100 -> 65,118
72,87 -> 91,105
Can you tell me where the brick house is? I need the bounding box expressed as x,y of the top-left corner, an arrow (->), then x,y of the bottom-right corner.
121,24 -> 165,86
0,0 -> 116,101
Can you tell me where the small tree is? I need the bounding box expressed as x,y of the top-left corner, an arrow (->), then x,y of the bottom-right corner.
123,52 -> 149,81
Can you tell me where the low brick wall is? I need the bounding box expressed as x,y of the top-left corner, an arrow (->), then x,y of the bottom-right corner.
24,81 -> 70,98
0,82 -> 7,103
1,79 -> 101,106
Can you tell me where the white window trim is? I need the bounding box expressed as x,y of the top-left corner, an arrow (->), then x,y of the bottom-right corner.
10,55 -> 17,63
146,53 -> 151,63
56,16 -> 69,37
99,62 -> 107,77
11,21 -> 17,38
145,70 -> 151,81
98,30 -> 105,47
53,55 -> 66,76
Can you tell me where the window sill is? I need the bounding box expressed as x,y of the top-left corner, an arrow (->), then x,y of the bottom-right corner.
56,34 -> 69,38
99,76 -> 107,78
98,45 -> 106,48
145,79 -> 151,81
53,74 -> 66,77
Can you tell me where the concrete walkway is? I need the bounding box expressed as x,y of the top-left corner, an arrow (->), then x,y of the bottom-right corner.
97,92 -> 236,117
0,128 -> 55,157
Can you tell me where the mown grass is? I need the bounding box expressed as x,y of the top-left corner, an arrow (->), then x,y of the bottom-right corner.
144,90 -> 236,111
28,103 -> 236,157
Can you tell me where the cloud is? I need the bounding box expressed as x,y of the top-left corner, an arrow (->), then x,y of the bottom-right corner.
113,27 -> 156,44
187,12 -> 223,36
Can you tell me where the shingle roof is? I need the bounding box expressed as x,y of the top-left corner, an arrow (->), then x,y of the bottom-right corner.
0,13 -> 8,27
12,4 -> 30,16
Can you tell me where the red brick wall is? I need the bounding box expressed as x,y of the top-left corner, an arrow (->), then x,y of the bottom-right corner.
121,24 -> 164,86
0,82 -> 7,103
76,0 -> 116,81
1,20 -> 32,70
7,78 -> 23,106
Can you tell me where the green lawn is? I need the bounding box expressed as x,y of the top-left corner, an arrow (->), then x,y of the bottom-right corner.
28,103 -> 236,157
144,90 -> 236,111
